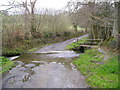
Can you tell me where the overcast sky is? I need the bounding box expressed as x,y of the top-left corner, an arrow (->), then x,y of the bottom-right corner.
0,0 -> 71,11
1,0 -> 119,14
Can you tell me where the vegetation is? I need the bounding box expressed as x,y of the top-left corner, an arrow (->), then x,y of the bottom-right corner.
1,12 -> 87,56
102,37 -> 118,50
0,0 -> 119,88
0,57 -> 15,73
2,30 -> 85,56
1,1 -> 119,56
28,47 -> 39,52
66,34 -> 119,88
66,37 -> 87,50
73,49 -> 118,88
70,1 -> 119,48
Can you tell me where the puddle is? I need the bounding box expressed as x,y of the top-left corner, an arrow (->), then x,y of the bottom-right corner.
2,50 -> 88,88
24,64 -> 36,68
45,51 -> 80,58
11,51 -> 80,64
8,56 -> 19,61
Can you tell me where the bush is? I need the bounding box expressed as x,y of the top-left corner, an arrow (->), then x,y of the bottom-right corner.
108,38 -> 118,48
0,57 -> 15,73
0,57 -> 9,64
63,31 -> 70,36
2,48 -> 22,57
102,37 -> 118,49
43,32 -> 54,38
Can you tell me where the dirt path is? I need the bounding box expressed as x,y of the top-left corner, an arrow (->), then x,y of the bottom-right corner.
2,34 -> 89,88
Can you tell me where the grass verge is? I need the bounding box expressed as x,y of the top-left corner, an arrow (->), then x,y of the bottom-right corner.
28,47 -> 39,52
66,37 -> 87,50
73,49 -> 118,88
3,32 -> 86,56
0,57 -> 15,74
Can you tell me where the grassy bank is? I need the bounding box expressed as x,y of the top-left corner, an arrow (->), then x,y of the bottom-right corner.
3,32 -> 86,56
66,36 -> 118,88
66,37 -> 87,50
0,57 -> 15,74
73,49 -> 118,88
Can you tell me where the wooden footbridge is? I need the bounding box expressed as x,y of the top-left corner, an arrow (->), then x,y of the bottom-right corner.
73,38 -> 103,53
79,39 -> 103,48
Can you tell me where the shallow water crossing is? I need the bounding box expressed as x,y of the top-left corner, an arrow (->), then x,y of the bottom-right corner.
2,34 -> 89,88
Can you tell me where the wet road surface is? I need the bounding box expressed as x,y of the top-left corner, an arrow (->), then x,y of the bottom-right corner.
2,34 -> 89,88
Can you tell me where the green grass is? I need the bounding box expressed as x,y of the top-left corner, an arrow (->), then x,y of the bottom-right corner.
73,49 -> 118,88
28,47 -> 38,52
2,48 -> 22,57
0,57 -> 15,74
28,43 -> 53,52
77,26 -> 85,31
69,26 -> 85,31
3,32 -> 86,57
66,37 -> 87,50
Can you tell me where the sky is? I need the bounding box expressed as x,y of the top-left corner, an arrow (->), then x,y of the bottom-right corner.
1,0 -> 119,14
0,0 -> 70,11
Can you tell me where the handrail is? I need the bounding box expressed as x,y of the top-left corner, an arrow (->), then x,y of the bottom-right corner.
80,39 -> 103,40
74,38 -> 103,45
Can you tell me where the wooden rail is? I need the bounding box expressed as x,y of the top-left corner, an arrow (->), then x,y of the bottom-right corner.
73,38 -> 103,52
74,38 -> 103,45
80,45 -> 98,48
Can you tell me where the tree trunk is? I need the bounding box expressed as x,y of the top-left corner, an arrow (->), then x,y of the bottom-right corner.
112,2 -> 118,38
30,0 -> 37,38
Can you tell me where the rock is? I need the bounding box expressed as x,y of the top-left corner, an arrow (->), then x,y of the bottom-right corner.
25,64 -> 36,68
31,61 -> 46,64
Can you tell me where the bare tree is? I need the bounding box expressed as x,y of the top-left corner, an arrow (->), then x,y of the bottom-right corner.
20,0 -> 37,38
30,0 -> 37,38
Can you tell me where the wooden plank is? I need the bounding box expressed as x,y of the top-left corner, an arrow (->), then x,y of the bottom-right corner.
80,39 -> 103,40
74,38 -> 103,45
80,45 -> 97,48
83,42 -> 98,44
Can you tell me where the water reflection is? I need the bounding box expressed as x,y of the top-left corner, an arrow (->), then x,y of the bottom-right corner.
2,50 -> 88,88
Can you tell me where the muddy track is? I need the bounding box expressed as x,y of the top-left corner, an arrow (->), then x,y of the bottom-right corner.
2,34 -> 89,88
